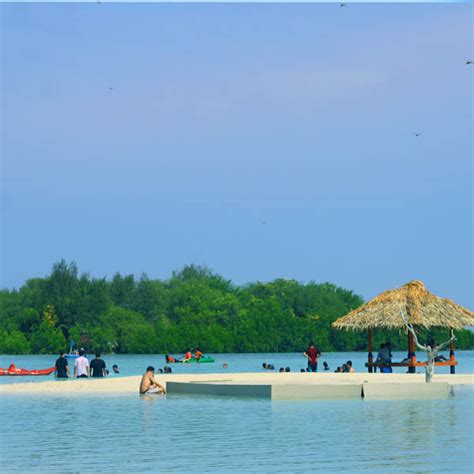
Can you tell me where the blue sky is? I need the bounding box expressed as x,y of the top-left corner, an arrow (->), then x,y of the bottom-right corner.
1,3 -> 472,307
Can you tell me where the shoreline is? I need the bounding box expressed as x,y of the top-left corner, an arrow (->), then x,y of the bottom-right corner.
1,372 -> 473,396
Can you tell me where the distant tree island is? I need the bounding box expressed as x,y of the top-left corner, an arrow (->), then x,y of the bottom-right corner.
1,260 -> 473,354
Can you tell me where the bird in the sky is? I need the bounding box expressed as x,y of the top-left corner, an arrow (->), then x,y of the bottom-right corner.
466,60 -> 473,65
414,133 -> 421,137
340,3 -> 347,6
108,87 -> 113,91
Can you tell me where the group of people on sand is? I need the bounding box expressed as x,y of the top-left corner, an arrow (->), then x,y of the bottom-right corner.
56,340 -> 425,397
55,351 -> 169,395
54,349 -> 119,379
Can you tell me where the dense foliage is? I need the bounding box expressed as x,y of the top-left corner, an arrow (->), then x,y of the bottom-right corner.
1,261 -> 473,354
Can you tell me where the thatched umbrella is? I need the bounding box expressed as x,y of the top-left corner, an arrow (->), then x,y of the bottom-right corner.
333,280 -> 474,330
332,280 -> 474,373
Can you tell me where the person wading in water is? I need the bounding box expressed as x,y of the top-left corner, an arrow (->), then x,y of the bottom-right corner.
304,343 -> 321,372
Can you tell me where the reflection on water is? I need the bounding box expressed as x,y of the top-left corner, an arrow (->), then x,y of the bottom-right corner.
1,387 -> 473,473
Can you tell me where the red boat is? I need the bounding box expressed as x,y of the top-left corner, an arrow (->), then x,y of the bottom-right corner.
0,363 -> 56,376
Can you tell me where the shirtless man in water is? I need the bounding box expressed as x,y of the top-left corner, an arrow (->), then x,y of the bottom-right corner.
139,366 -> 166,395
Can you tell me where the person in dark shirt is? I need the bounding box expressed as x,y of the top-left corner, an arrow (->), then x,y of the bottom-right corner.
55,351 -> 70,378
375,342 -> 393,372
90,352 -> 107,378
304,343 -> 321,372
112,364 -> 120,374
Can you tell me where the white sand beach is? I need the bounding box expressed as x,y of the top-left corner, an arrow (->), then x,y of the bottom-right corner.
1,372 -> 473,396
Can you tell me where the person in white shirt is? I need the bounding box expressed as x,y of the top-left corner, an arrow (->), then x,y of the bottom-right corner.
74,349 -> 90,378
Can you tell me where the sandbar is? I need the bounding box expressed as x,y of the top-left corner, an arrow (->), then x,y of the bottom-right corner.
1,372 -> 473,397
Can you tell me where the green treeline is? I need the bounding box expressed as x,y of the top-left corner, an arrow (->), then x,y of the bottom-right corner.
1,260 -> 473,355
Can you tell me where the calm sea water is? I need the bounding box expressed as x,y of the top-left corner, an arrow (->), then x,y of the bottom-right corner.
1,351 -> 474,384
1,352 -> 473,473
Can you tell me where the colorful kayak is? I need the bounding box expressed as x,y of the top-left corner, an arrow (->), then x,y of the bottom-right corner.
184,356 -> 215,364
0,364 -> 56,376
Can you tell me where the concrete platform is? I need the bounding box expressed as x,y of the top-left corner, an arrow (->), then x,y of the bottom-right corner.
166,378 -> 452,400
168,381 -> 272,398
167,381 -> 362,400
273,384 -> 362,400
362,382 -> 449,400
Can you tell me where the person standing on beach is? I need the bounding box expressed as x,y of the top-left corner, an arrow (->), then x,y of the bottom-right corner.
74,349 -> 90,378
139,366 -> 166,395
304,343 -> 321,372
55,351 -> 70,378
90,352 -> 107,377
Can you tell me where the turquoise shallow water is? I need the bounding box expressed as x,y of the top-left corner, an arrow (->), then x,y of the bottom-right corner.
1,387 -> 473,473
1,353 -> 473,473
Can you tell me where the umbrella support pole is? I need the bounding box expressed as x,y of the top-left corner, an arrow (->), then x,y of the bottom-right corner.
367,329 -> 373,373
449,328 -> 456,374
408,332 -> 416,374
